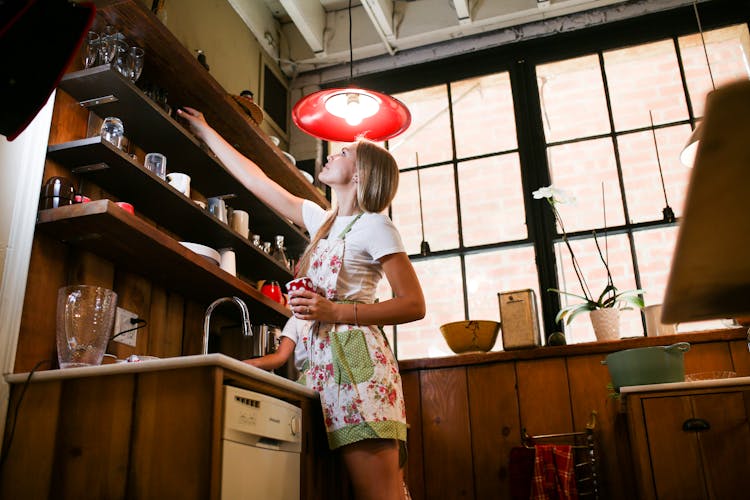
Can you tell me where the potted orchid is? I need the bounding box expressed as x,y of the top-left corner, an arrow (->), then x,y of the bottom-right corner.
532,185 -> 644,337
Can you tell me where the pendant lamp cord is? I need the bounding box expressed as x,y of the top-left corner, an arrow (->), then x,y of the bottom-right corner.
416,153 -> 426,241
693,1 -> 715,90
348,0 -> 354,82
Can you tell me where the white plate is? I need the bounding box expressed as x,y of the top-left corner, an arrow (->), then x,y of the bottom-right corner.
282,151 -> 296,165
179,242 -> 220,266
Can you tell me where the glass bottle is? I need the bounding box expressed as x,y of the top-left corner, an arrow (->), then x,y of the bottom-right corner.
272,235 -> 290,270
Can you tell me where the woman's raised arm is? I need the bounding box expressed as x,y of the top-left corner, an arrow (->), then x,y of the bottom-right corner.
178,106 -> 305,226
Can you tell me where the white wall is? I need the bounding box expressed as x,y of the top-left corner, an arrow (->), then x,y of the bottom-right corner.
0,94 -> 55,446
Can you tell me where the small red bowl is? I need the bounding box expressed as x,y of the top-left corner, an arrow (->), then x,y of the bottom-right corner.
116,202 -> 134,214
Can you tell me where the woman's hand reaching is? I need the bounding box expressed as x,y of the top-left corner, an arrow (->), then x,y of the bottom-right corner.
177,107 -> 213,142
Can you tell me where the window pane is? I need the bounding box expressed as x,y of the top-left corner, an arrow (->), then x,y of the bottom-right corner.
465,246 -> 541,349
397,256 -> 465,359
547,138 -> 625,232
389,85 -> 452,168
604,39 -> 689,130
392,165 -> 458,253
618,125 -> 693,223
632,227 -> 727,332
452,72 -> 517,157
679,25 -> 750,118
458,154 -> 526,246
554,233 -> 641,343
536,54 -> 611,142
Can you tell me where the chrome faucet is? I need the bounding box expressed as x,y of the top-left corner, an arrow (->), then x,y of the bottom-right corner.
203,296 -> 252,355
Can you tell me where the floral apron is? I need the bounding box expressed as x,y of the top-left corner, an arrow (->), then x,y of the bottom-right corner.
299,214 -> 408,451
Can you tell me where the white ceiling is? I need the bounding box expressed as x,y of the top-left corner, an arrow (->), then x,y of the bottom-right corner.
227,0 -> 701,83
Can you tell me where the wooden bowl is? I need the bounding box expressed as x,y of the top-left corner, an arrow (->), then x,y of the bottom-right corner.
439,320 -> 501,354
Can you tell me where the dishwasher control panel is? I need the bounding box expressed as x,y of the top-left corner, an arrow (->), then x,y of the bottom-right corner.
223,386 -> 302,453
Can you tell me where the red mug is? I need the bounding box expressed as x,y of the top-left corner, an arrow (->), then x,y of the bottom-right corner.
285,277 -> 315,295
261,281 -> 283,304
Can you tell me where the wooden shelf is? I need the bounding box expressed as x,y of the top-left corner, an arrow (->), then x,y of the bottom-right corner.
47,136 -> 294,283
88,0 -> 328,209
55,66 -> 309,257
36,200 -> 291,325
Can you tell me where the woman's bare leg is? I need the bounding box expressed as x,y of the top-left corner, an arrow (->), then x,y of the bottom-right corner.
340,439 -> 404,500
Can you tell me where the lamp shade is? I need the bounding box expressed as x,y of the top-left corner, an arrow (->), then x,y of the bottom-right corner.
679,122 -> 703,166
292,87 -> 411,142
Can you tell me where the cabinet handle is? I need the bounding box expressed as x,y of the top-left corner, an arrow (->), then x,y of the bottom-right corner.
682,418 -> 710,432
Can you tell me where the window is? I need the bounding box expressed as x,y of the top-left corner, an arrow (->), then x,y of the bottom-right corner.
328,8 -> 750,358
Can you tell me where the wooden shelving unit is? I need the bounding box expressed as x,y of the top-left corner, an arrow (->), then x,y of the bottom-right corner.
47,135 -> 296,283
36,200 -> 291,325
55,66 -> 309,257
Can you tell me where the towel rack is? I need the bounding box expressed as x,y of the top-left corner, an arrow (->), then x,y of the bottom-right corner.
521,410 -> 599,499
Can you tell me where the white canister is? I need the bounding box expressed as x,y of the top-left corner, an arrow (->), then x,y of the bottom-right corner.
218,248 -> 236,276
231,209 -> 250,238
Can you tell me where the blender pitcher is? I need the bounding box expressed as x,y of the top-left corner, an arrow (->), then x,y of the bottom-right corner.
56,285 -> 118,368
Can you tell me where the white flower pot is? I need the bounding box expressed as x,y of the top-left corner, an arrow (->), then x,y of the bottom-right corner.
590,308 -> 621,341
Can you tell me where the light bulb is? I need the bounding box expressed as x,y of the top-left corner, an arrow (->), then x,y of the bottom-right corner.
325,92 -> 379,126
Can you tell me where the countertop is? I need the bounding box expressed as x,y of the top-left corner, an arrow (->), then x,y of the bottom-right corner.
620,375 -> 750,394
3,353 -> 317,399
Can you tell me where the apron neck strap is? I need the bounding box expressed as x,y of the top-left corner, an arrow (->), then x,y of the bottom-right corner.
336,212 -> 363,239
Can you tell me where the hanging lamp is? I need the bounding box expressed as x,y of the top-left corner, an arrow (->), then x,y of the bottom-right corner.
292,0 -> 411,142
680,1 -> 716,166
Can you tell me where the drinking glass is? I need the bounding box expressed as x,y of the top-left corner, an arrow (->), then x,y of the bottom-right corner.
113,40 -> 131,78
98,25 -> 118,65
145,152 -> 167,180
82,31 -> 100,68
56,285 -> 118,368
100,117 -> 125,150
129,46 -> 144,82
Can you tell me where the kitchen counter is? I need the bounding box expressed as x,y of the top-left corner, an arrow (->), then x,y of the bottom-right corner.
4,353 -> 316,399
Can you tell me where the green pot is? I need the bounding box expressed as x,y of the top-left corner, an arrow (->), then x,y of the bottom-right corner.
602,342 -> 690,390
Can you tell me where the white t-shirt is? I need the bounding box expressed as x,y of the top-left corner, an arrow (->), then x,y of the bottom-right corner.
281,200 -> 405,369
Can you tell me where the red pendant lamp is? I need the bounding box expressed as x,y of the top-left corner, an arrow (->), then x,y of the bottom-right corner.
292,0 -> 411,143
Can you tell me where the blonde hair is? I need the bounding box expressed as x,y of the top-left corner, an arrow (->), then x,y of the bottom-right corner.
296,139 -> 399,277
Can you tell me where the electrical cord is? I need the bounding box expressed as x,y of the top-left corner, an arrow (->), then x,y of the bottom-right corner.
110,318 -> 147,341
1,318 -> 149,469
0,358 -> 51,471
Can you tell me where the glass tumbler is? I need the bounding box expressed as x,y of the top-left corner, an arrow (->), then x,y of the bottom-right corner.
144,152 -> 167,179
100,117 -> 125,150
56,285 -> 118,368
82,31 -> 100,68
129,46 -> 144,82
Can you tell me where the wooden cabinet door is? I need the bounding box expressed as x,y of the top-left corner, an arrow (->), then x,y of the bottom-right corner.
467,362 -> 520,500
420,367 -> 474,499
643,391 -> 750,499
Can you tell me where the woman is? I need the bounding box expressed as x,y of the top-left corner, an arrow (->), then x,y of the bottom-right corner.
178,107 -> 425,500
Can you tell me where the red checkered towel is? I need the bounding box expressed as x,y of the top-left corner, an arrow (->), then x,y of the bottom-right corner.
530,444 -> 579,500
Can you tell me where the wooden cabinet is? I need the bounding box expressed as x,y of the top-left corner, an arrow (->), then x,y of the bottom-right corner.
0,359 -> 338,500
399,329 -> 748,500
625,383 -> 750,499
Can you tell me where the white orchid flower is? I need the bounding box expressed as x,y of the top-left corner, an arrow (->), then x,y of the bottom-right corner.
532,185 -> 575,204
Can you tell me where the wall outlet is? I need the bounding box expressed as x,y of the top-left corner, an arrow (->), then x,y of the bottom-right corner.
114,307 -> 139,347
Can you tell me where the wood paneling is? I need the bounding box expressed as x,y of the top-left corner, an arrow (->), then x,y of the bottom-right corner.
730,339 -> 750,376
420,367 -> 474,499
683,341 -> 734,375
110,269 -> 152,359
147,284 -> 185,357
129,368 -> 216,499
401,370 -> 424,500
51,375 -> 134,499
467,362 -> 519,500
567,354 -> 635,500
516,358 -> 572,436
0,380 -> 62,498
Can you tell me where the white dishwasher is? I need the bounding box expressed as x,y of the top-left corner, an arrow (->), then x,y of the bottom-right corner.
221,386 -> 302,499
